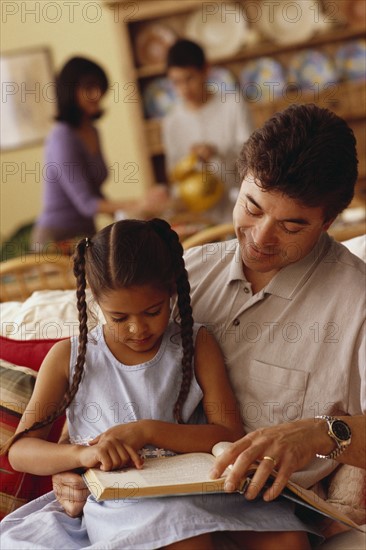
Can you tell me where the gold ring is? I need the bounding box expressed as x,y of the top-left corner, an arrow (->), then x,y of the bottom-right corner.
262,455 -> 277,467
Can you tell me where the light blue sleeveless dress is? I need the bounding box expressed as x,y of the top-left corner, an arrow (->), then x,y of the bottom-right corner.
1,321 -> 321,549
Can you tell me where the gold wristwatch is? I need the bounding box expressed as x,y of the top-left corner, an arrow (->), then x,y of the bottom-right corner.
315,415 -> 352,459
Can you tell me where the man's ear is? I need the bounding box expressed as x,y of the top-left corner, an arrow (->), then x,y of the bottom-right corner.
322,217 -> 336,231
203,64 -> 210,78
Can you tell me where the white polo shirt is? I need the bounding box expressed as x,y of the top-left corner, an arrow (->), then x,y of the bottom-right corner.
184,233 -> 365,487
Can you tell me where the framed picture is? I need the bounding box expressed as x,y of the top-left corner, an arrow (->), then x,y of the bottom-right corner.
0,47 -> 55,150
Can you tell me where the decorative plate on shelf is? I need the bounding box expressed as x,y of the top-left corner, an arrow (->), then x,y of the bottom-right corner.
143,77 -> 177,118
185,4 -> 248,60
287,49 -> 338,90
135,23 -> 177,66
239,57 -> 286,102
255,0 -> 321,45
335,40 -> 366,82
206,67 -> 237,92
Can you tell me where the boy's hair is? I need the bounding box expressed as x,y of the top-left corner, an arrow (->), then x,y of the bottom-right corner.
1,220 -> 194,454
237,103 -> 358,221
56,56 -> 109,127
167,39 -> 206,70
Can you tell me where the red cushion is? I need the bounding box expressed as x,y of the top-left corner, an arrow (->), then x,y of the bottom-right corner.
0,337 -> 66,518
0,335 -> 63,371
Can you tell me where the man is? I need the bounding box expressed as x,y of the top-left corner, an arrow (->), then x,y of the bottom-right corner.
184,103 -> 365,524
54,104 -> 365,549
162,39 -> 253,222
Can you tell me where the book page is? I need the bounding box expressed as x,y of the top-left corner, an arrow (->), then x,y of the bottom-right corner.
89,452 -> 217,490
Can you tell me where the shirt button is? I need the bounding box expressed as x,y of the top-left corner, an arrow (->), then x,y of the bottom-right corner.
244,287 -> 250,294
233,318 -> 240,326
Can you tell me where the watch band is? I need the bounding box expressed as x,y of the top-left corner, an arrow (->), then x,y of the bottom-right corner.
315,415 -> 351,460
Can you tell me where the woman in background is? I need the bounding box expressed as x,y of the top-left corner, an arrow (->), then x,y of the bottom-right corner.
31,56 -> 168,250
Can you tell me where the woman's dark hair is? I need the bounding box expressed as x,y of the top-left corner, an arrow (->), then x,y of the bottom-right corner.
237,104 -> 358,221
1,220 -> 194,454
167,39 -> 206,70
55,56 -> 109,127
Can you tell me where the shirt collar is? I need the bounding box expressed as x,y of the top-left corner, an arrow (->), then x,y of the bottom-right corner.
228,233 -> 332,299
228,243 -> 247,282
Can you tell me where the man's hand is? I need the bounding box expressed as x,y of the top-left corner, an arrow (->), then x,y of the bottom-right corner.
52,471 -> 89,518
210,419 -> 330,501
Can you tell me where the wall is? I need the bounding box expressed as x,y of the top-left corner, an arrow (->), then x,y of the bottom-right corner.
1,0 -> 150,241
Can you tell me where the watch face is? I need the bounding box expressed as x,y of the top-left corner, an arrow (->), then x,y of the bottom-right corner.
332,420 -> 351,441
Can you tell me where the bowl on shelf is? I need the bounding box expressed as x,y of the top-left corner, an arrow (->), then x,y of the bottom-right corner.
287,49 -> 339,91
143,77 -> 177,118
239,57 -> 286,102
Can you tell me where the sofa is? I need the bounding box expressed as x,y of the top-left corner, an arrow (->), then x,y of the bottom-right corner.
0,236 -> 365,548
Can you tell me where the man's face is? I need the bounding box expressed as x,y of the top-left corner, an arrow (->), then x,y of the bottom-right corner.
167,66 -> 207,107
233,173 -> 333,276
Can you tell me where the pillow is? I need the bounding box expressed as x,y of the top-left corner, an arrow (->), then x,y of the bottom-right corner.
0,335 -> 63,372
342,235 -> 366,262
0,290 -> 80,340
0,359 -> 65,519
0,289 -> 104,340
326,464 -> 366,524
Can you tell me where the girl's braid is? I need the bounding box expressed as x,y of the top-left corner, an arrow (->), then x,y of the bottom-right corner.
66,238 -> 89,409
150,219 -> 194,424
0,239 -> 90,455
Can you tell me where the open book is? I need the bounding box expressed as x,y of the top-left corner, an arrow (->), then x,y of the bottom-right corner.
83,442 -> 364,532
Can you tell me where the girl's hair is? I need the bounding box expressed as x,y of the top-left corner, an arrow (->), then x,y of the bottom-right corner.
55,56 -> 109,127
1,219 -> 194,454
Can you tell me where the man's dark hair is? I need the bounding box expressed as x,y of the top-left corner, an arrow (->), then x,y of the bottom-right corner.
167,39 -> 206,70
55,56 -> 109,127
237,104 -> 358,221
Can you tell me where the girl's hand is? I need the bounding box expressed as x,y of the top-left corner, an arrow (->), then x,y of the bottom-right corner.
52,471 -> 89,517
78,439 -> 143,472
79,421 -> 147,471
210,419 -> 328,501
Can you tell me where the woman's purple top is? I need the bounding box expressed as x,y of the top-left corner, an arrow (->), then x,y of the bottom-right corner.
36,122 -> 108,238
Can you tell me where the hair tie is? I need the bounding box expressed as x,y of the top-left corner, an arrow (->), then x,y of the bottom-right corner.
85,237 -> 91,248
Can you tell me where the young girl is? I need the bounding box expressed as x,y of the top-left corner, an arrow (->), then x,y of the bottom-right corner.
1,219 -> 315,549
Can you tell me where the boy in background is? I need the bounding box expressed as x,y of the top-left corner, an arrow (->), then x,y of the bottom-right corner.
162,39 -> 253,222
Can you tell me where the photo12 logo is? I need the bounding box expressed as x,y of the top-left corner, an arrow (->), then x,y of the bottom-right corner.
1,1 -> 139,24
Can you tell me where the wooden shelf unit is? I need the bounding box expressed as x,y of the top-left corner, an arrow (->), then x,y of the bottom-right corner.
134,26 -> 366,80
109,0 -> 366,202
